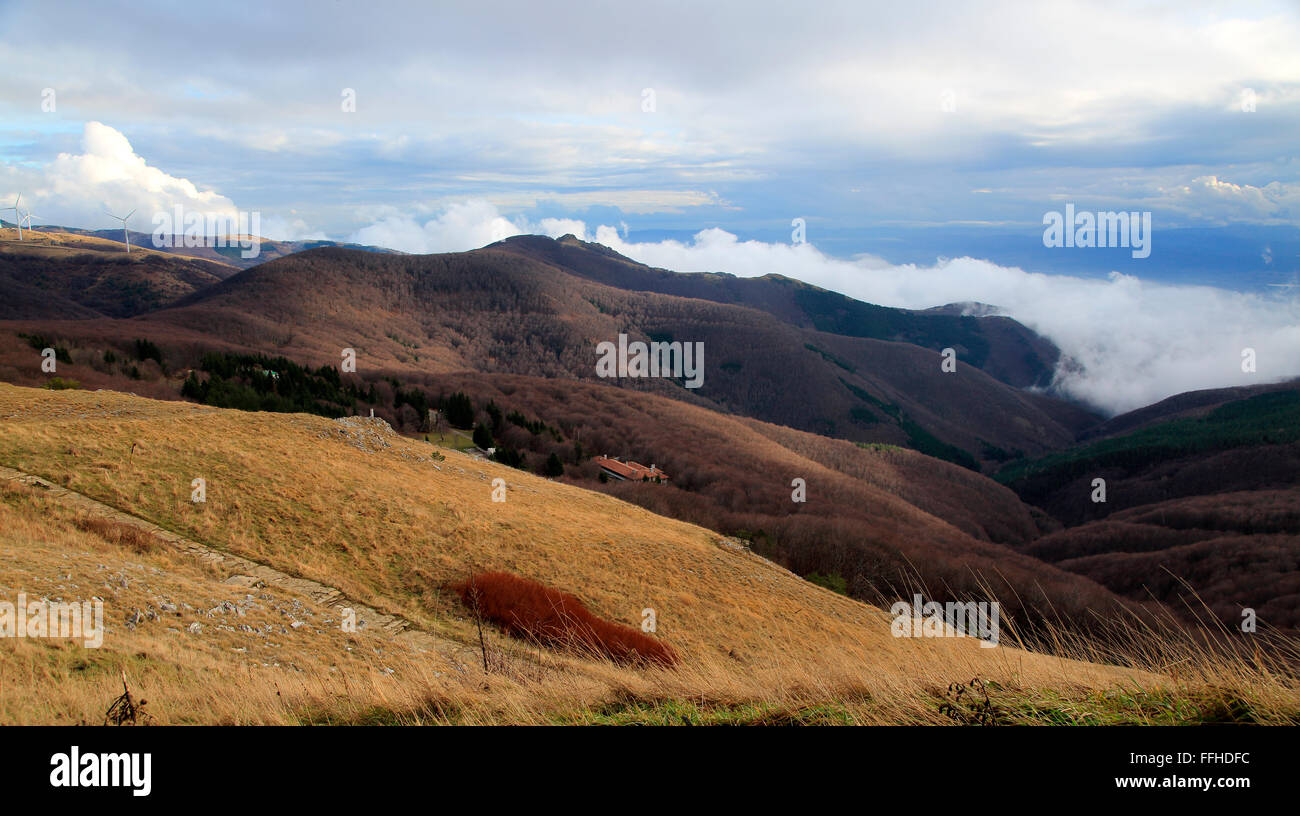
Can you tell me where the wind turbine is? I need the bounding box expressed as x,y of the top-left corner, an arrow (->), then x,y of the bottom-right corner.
3,195 -> 22,240
105,208 -> 136,253
18,208 -> 39,237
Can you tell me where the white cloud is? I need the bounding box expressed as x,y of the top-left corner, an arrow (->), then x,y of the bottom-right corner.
2,2 -> 1298,237
258,214 -> 329,242
536,218 -> 588,240
348,200 -> 523,254
20,122 -> 239,230
1158,176 -> 1300,224
0,122 -> 333,242
347,200 -> 590,253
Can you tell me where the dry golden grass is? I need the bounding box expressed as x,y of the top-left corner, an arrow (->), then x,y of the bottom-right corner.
0,229 -> 231,265
0,481 -> 460,724
0,383 -> 1296,725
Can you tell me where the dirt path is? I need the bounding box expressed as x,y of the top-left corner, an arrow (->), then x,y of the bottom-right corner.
0,463 -> 476,665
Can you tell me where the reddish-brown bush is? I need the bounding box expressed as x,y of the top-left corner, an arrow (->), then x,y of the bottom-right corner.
76,516 -> 162,554
451,571 -> 678,667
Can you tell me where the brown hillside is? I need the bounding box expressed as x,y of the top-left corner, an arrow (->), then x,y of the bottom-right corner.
491,234 -> 1067,391
6,384 -> 1298,725
0,386 -> 1129,683
358,369 -> 1135,637
1024,489 -> 1300,628
131,244 -> 1090,460
55,226 -> 404,270
0,230 -> 236,318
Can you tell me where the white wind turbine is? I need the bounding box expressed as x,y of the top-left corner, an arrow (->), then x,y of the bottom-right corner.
105,208 -> 136,253
18,208 -> 39,237
3,195 -> 22,240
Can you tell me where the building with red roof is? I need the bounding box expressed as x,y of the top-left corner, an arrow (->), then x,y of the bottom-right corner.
594,456 -> 669,483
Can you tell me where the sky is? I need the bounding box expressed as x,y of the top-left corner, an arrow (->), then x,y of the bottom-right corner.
0,0 -> 1297,414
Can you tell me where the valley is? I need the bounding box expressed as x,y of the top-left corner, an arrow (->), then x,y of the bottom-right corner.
1,228 -> 1297,725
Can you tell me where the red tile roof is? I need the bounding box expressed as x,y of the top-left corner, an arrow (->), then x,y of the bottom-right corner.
595,456 -> 669,482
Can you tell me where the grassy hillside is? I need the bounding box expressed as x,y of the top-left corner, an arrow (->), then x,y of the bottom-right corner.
0,384 -> 998,664
5,323 -> 1289,643
409,371 -> 1122,628
139,355 -> 1133,633
2,384 -> 1296,724
0,323 -> 1214,637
